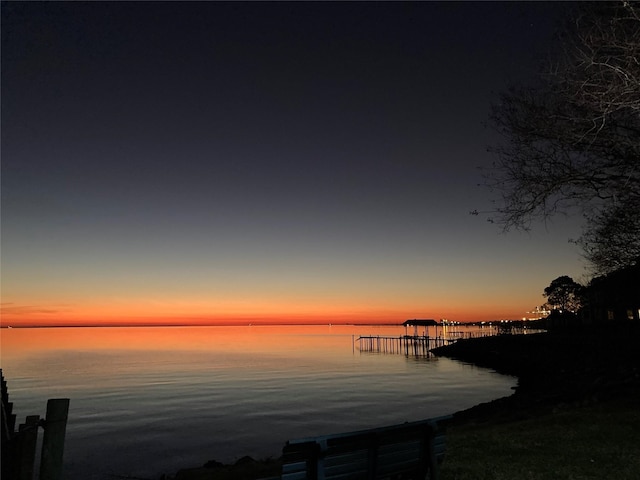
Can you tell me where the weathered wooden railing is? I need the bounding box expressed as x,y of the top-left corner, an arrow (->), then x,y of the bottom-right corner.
1,369 -> 70,480
279,414 -> 453,480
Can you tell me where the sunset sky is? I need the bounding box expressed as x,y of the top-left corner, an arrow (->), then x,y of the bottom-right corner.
1,2 -> 586,327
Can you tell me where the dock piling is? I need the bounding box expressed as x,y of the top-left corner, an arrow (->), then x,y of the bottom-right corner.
357,335 -> 444,357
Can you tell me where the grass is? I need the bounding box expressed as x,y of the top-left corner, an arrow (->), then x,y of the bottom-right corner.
441,395 -> 640,480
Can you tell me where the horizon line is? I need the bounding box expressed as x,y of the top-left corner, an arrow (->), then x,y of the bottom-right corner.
0,319 -> 528,329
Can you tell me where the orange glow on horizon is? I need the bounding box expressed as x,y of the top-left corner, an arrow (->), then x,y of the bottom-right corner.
0,297 -> 530,327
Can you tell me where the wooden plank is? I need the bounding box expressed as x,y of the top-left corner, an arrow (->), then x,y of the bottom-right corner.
282,460 -> 309,473
282,441 -> 319,480
322,448 -> 369,479
40,398 -> 70,480
1,371 -> 15,480
377,440 -> 422,467
18,415 -> 40,480
377,439 -> 425,478
281,470 -> 309,480
3,400 -> 17,434
433,434 -> 447,458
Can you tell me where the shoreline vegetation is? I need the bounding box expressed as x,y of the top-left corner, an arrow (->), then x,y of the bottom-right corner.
163,327 -> 640,480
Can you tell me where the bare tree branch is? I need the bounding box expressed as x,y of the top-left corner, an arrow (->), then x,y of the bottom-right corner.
484,2 -> 640,274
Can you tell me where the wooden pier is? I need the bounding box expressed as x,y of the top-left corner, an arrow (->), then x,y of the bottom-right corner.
357,335 -> 450,357
356,319 -> 545,357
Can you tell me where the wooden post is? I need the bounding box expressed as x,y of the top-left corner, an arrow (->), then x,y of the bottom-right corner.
2,370 -> 18,480
428,432 -> 440,480
18,415 -> 40,480
40,398 -> 70,480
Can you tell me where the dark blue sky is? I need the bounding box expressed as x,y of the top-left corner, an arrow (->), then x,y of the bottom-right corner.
2,1 -> 584,325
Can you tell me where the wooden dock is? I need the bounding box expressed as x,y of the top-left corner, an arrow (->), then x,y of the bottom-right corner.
357,335 -> 451,357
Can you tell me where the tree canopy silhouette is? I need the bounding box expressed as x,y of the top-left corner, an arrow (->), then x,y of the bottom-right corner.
485,2 -> 640,275
543,275 -> 583,313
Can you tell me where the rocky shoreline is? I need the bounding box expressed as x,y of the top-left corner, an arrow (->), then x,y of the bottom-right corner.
166,326 -> 640,479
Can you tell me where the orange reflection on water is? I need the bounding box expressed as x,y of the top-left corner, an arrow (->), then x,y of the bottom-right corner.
0,324 -> 408,364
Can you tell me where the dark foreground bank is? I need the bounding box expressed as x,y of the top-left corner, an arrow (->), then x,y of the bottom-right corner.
433,327 -> 640,425
164,327 -> 640,479
434,327 -> 640,480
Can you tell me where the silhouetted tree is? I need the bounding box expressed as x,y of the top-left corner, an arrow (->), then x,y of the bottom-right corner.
543,275 -> 583,313
485,2 -> 640,275
577,205 -> 640,275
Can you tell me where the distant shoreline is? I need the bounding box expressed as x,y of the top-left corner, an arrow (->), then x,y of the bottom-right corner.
0,322 -> 402,329
0,319 -> 527,329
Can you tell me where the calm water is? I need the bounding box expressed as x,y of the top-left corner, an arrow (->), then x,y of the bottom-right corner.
1,325 -> 515,479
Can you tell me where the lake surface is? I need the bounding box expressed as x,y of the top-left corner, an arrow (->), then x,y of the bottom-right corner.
1,325 -> 515,479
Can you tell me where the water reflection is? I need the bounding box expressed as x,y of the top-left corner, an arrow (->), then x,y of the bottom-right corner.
1,325 -> 516,480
